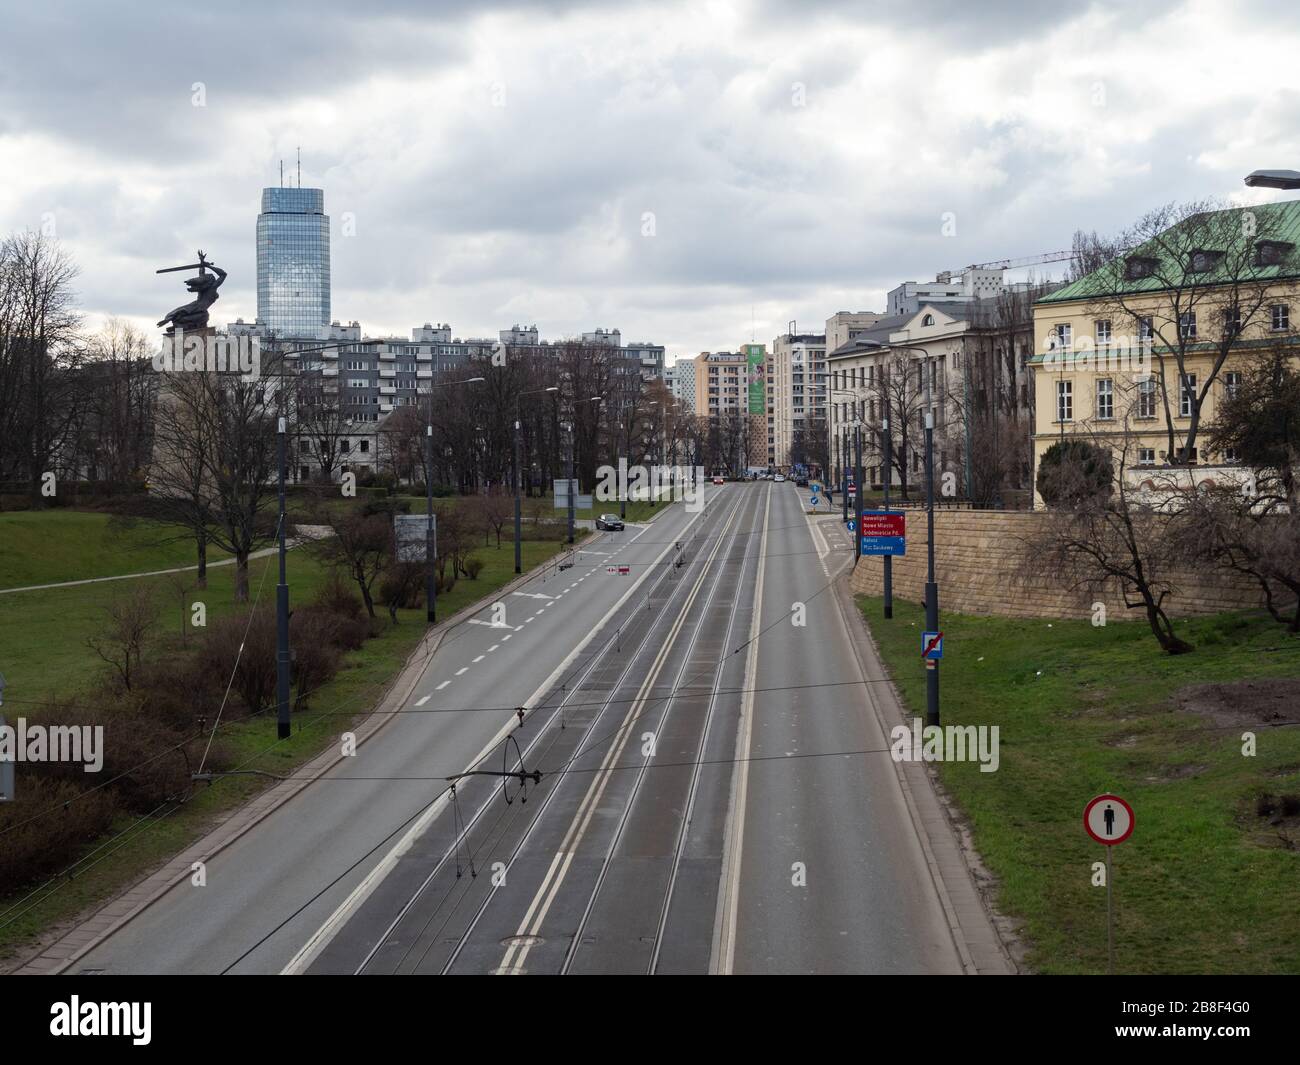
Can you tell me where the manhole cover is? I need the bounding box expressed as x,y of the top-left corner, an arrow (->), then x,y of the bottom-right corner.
499,934 -> 544,948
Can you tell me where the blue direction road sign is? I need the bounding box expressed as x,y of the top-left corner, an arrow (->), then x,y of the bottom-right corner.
922,631 -> 943,660
846,518 -> 856,533
810,495 -> 819,507
858,510 -> 906,556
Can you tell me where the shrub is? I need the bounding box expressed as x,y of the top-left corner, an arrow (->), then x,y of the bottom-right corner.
1036,440 -> 1113,508
464,555 -> 484,579
289,610 -> 344,709
196,608 -> 277,714
0,777 -> 118,896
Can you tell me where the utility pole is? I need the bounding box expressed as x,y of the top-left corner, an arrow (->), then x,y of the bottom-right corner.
276,416 -> 291,740
853,425 -> 863,562
514,397 -> 522,574
0,673 -> 12,801
514,385 -> 558,574
840,429 -> 848,523
882,414 -> 893,619
924,361 -> 940,728
425,423 -> 436,622
566,418 -> 575,544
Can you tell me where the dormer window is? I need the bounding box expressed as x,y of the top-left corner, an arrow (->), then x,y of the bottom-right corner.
921,313 -> 935,326
1125,256 -> 1158,280
1254,239 -> 1294,267
1188,249 -> 1222,273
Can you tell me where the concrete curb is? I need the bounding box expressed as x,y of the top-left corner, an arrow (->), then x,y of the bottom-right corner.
9,540 -> 591,976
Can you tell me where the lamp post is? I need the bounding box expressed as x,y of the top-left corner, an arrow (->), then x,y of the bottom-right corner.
515,385 -> 559,574
425,375 -> 484,622
923,361 -> 940,728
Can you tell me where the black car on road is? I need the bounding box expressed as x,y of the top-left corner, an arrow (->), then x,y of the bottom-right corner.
595,514 -> 625,531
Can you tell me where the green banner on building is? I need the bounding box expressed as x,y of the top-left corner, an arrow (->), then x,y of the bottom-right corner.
744,344 -> 765,415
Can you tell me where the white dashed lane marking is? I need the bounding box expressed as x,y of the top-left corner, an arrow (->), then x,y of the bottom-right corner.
436,680 -> 450,690
455,667 -> 469,676
415,695 -> 430,707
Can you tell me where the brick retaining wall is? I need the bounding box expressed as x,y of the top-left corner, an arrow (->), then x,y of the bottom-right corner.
847,510 -> 1266,620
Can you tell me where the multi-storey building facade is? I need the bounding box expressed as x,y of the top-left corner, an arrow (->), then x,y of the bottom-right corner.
768,331 -> 827,471
256,186 -> 331,337
1030,200 -> 1300,505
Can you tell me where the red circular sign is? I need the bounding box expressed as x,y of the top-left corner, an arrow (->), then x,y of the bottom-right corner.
1083,793 -> 1134,845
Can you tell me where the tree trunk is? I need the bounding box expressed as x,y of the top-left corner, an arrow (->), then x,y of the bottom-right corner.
196,530 -> 208,590
234,549 -> 250,602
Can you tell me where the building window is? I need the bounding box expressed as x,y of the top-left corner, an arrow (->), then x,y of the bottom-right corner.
1056,379 -> 1073,422
1224,446 -> 1240,463
1179,312 -> 1197,340
1054,323 -> 1072,350
1271,304 -> 1290,331
1180,373 -> 1197,417
922,313 -> 935,326
1223,306 -> 1242,336
1189,248 -> 1222,273
1138,448 -> 1156,466
1137,316 -> 1154,341
1137,378 -> 1157,419
1225,370 -> 1242,399
1254,240 -> 1294,267
1096,377 -> 1114,420
1095,319 -> 1112,344
1125,256 -> 1157,280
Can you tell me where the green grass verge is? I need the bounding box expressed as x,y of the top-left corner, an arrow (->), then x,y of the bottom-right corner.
0,511 -> 229,589
0,534 -> 567,961
858,594 -> 1300,974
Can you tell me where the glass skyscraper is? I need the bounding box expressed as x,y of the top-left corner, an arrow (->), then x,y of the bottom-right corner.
256,187 -> 330,336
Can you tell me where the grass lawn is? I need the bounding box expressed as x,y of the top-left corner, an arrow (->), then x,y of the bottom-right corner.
0,511 -> 229,589
858,594 -> 1300,974
0,512 -> 568,960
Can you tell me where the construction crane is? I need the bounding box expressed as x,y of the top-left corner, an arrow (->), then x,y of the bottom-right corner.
945,250 -> 1073,275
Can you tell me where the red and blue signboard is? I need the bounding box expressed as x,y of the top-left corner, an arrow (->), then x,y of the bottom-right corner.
859,510 -> 905,556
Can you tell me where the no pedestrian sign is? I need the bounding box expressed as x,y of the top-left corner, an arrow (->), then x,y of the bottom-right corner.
1084,794 -> 1134,845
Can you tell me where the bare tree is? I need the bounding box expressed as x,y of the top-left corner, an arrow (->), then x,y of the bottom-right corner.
310,510 -> 391,618
1082,200 -> 1292,465
87,585 -> 160,689
1036,404 -> 1193,654
0,231 -> 85,499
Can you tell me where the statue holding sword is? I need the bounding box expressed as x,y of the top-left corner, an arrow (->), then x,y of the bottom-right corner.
156,250 -> 226,333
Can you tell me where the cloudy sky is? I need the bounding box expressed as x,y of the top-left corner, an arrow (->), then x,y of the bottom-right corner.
3,0 -> 1300,360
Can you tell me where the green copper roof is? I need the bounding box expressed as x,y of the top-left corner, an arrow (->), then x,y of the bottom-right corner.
1037,199 -> 1300,305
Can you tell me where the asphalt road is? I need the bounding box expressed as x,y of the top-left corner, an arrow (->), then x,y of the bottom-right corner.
70,481 -> 967,975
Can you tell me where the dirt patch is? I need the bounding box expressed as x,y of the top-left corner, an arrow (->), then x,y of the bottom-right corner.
1173,677 -> 1300,730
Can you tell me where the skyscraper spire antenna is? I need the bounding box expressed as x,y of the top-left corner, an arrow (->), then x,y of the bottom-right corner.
297,146 -> 301,188
280,159 -> 284,187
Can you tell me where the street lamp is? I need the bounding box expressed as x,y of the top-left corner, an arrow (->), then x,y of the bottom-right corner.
425,375 -> 484,623
865,339 -> 942,724
1244,169 -> 1300,190
515,386 -> 559,574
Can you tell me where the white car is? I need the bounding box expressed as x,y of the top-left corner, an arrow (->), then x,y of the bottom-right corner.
774,474 -> 786,482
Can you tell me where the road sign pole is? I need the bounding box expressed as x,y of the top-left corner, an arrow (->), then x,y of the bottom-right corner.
1107,845 -> 1114,975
